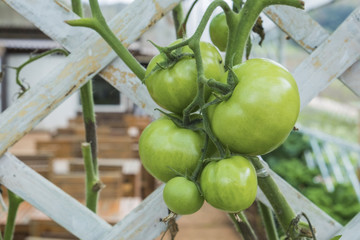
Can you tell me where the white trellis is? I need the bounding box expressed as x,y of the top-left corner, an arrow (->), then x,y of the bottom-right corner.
0,0 -> 360,239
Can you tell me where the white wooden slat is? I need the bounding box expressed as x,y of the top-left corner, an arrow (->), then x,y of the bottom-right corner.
99,59 -> 161,118
265,5 -> 360,96
2,0 -> 90,51
100,185 -> 168,240
256,157 -> 342,240
3,0 -> 168,119
335,212 -> 360,240
309,138 -> 334,192
1,0 -> 350,239
0,153 -> 112,240
0,0 -> 180,156
292,7 -> 360,109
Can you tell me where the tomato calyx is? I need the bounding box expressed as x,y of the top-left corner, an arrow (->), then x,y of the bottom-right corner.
154,108 -> 204,133
286,213 -> 316,240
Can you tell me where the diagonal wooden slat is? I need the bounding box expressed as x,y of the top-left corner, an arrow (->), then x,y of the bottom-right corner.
0,0 -> 178,239
2,0 -> 162,118
292,7 -> 360,109
0,153 -> 112,240
0,0 -> 179,156
2,1 -> 359,239
335,212 -> 360,239
100,185 -> 168,240
265,5 -> 360,96
2,1 -> 349,239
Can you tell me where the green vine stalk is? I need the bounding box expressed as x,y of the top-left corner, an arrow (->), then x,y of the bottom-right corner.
67,0 -> 309,238
3,191 -> 23,240
71,0 -> 100,213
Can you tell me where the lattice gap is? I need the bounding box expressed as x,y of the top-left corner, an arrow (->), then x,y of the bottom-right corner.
0,0 -> 360,239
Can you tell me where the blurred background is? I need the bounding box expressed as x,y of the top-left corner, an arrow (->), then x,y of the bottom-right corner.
0,0 -> 359,239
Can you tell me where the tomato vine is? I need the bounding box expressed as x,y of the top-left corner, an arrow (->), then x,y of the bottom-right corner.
65,0 -> 313,239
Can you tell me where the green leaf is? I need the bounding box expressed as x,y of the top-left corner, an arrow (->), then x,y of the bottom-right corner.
330,235 -> 342,240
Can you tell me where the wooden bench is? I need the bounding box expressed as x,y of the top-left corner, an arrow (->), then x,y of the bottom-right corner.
37,136 -> 139,159
15,154 -> 54,179
49,171 -> 122,200
69,158 -> 142,197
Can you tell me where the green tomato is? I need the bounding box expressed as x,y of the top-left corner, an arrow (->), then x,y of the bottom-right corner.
209,13 -> 228,52
145,40 -> 224,115
200,156 -> 257,213
163,177 -> 204,215
139,116 -> 204,182
209,58 -> 300,156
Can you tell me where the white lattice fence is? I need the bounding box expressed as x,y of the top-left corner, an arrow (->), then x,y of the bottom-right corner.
0,0 -> 360,239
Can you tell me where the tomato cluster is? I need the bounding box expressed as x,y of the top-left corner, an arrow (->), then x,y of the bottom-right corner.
139,38 -> 300,215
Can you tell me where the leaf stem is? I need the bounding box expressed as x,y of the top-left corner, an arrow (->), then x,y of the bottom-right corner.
250,157 -> 296,232
67,0 -> 146,81
229,212 -> 258,240
225,0 -> 303,67
71,0 -> 100,211
14,49 -> 69,97
82,143 -> 101,212
258,201 -> 279,240
4,191 -> 23,240
172,4 -> 185,39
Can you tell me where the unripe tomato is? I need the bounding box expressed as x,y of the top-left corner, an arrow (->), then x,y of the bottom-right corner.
163,177 -> 204,215
139,117 -> 204,182
145,41 -> 224,115
209,13 -> 228,52
200,156 -> 257,213
209,58 -> 300,156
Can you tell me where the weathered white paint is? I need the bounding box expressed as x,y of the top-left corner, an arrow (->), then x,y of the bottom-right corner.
1,0 -> 359,239
0,0 -> 181,156
0,153 -> 112,240
100,185 -> 169,240
335,212 -> 360,239
256,157 -> 342,240
265,5 -> 360,97
293,7 -> 360,109
3,0 -> 167,119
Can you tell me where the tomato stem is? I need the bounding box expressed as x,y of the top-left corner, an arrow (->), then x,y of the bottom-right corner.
71,0 -> 100,212
13,48 -> 69,98
172,4 -> 185,39
66,0 -> 146,81
3,191 -> 23,240
250,156 -> 313,237
257,201 -> 279,240
225,0 -> 304,67
229,212 -> 258,240
82,143 -> 101,213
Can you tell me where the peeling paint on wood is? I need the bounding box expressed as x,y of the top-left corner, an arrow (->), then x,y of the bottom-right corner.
0,153 -> 112,240
0,0 -> 179,156
265,5 -> 360,97
1,0 -> 359,240
292,7 -> 360,109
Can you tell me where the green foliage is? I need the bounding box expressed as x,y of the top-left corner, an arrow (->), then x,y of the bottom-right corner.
263,131 -> 360,225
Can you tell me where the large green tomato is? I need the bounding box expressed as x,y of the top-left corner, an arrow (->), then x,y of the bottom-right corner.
200,156 -> 257,213
209,58 -> 300,156
139,117 -> 204,182
145,41 -> 224,115
163,177 -> 204,215
209,13 -> 228,52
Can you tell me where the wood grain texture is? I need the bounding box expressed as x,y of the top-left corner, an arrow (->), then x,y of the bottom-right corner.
0,153 -> 112,240
99,185 -> 169,240
335,213 -> 360,239
256,157 -> 342,240
265,5 -> 360,97
1,0 -> 359,239
0,0 -> 180,156
293,7 -> 360,109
